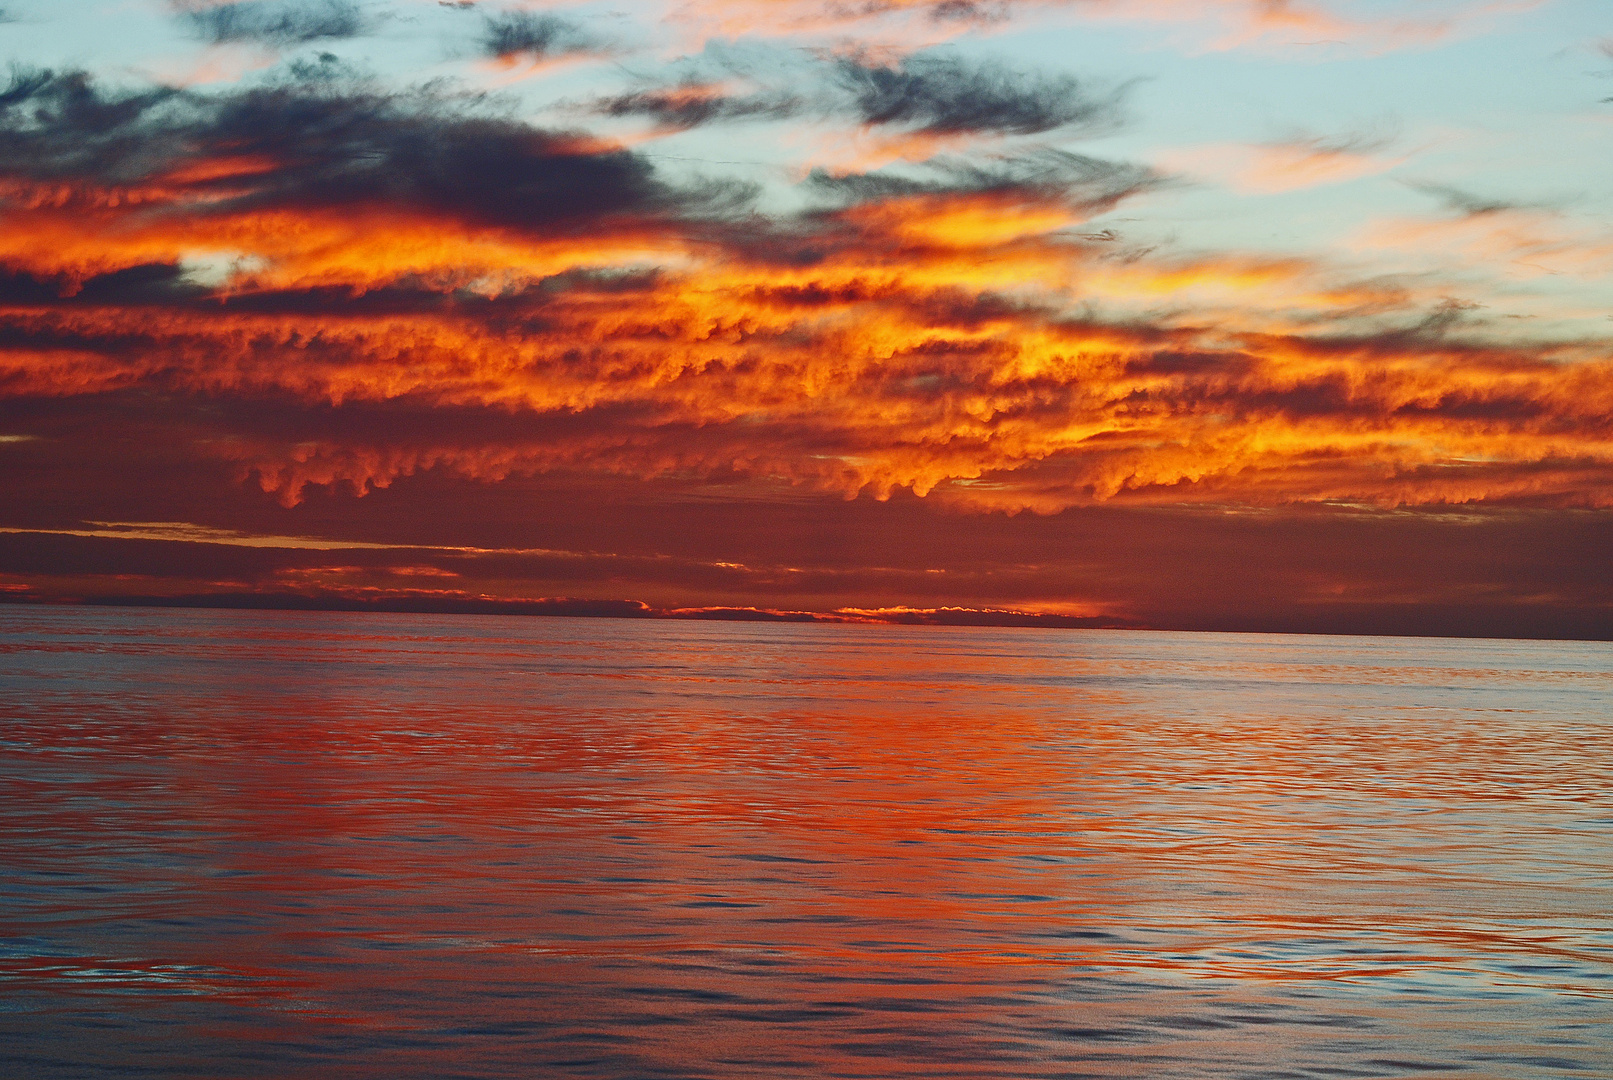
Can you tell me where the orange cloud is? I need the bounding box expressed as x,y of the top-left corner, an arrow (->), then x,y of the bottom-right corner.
661,0 -> 1538,54
1,69 -> 1609,520
1159,133 -> 1406,195
1356,205 -> 1613,280
5,166 -> 1613,513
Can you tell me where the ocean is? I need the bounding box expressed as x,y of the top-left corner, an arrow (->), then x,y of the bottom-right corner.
1,606 -> 1609,1079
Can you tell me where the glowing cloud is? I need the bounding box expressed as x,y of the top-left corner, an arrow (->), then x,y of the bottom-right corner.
0,0 -> 1606,633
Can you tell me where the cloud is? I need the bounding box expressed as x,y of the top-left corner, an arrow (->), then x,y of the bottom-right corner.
829,145 -> 1156,197
0,63 -> 746,260
10,266 -> 1609,515
663,0 -> 1540,56
2,484 -> 1608,638
593,48 -> 1125,148
1407,181 -> 1535,218
0,1 -> 1602,639
0,64 -> 1610,518
1160,128 -> 1404,194
1355,185 -> 1613,279
666,0 -> 1022,49
595,80 -> 804,131
832,51 -> 1124,137
477,10 -> 599,63
174,0 -> 367,46
0,520 -> 411,548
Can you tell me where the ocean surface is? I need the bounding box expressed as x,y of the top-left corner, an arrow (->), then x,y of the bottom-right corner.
1,607 -> 1609,1080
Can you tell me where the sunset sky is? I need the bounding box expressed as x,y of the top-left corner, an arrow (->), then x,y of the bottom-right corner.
1,0 -> 1610,637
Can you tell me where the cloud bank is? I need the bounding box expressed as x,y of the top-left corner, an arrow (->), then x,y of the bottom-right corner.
0,0 -> 1606,635
1,59 -> 1608,516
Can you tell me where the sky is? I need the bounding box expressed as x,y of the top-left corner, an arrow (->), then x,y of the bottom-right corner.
0,0 -> 1610,637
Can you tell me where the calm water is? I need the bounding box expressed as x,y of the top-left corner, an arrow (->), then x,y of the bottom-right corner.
1,608 -> 1610,1079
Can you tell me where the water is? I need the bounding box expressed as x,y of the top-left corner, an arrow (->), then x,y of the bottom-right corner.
1,606 -> 1609,1079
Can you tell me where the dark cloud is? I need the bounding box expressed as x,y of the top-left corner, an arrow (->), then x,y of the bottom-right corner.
926,1 -> 1014,22
0,68 -> 182,185
0,64 -> 750,232
1407,296 -> 1483,337
205,88 -> 665,229
1,452 -> 1610,638
594,49 -> 1125,139
808,148 -> 1161,210
478,10 -> 595,61
833,52 -> 1125,136
0,263 -> 202,306
174,0 -> 366,46
595,82 -> 803,131
1410,182 -> 1529,218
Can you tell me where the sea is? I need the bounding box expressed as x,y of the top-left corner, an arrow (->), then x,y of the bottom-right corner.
1,606 -> 1609,1079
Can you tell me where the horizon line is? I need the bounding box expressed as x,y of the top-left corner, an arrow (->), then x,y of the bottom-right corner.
3,594 -> 1608,645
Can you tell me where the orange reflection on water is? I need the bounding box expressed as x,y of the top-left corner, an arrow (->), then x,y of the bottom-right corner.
1,608 -> 1610,1078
